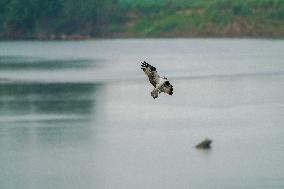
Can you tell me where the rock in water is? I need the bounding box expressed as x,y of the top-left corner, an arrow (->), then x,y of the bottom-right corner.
195,139 -> 212,149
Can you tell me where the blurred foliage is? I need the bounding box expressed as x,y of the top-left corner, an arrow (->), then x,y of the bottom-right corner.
0,0 -> 124,39
124,0 -> 284,37
0,0 -> 284,39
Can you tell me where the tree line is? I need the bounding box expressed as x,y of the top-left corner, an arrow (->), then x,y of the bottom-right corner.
0,0 -> 284,39
0,0 -> 124,39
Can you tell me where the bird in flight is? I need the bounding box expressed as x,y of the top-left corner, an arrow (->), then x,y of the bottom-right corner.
141,61 -> 173,99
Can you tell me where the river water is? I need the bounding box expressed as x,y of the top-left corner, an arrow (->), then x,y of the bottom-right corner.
0,39 -> 284,189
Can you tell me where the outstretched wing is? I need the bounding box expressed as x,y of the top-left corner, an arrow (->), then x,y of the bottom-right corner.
160,81 -> 173,95
141,61 -> 160,87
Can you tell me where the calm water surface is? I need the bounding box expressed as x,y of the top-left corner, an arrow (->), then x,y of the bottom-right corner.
0,39 -> 284,189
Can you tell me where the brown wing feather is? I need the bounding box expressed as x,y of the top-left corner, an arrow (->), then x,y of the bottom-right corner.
141,61 -> 160,87
160,81 -> 173,95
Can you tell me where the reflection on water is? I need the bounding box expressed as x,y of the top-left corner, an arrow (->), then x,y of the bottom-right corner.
0,81 -> 102,189
0,83 -> 99,116
0,56 -> 97,70
0,81 -> 101,144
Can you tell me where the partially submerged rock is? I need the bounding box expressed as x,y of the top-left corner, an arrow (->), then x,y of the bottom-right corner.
195,139 -> 212,149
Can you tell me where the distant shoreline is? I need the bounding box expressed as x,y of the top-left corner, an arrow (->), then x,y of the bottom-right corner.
1,0 -> 284,41
1,33 -> 284,41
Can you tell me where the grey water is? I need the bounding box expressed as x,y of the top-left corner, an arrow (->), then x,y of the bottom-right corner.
0,39 -> 284,189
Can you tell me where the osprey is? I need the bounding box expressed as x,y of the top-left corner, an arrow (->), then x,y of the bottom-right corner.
141,61 -> 173,99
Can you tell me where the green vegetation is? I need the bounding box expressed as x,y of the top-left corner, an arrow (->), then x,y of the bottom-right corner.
0,0 -> 284,39
124,0 -> 284,37
0,0 -> 124,39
